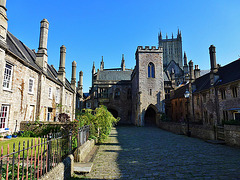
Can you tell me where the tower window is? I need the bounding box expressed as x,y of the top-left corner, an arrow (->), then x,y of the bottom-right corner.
148,62 -> 155,78
114,88 -> 120,100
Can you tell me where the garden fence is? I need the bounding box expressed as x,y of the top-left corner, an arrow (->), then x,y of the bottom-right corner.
0,125 -> 89,180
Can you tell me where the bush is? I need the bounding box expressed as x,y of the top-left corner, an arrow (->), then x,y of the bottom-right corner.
75,105 -> 119,143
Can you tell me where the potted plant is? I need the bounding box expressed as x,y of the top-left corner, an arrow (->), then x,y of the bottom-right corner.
0,135 -> 3,141
5,134 -> 12,139
12,132 -> 17,138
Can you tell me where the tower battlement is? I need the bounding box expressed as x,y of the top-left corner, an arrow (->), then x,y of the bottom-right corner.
137,46 -> 163,52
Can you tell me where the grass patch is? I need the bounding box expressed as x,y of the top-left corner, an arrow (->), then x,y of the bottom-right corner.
0,137 -> 40,156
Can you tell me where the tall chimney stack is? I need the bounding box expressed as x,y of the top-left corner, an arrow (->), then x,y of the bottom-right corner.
36,19 -> 49,73
209,45 -> 217,73
189,60 -> 194,82
209,45 -> 219,85
100,56 -> 104,71
58,45 -> 66,84
71,61 -> 77,91
0,0 -> 8,46
194,65 -> 200,79
78,71 -> 83,98
121,54 -> 125,71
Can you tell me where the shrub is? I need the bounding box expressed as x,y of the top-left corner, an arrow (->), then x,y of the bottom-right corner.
75,105 -> 119,143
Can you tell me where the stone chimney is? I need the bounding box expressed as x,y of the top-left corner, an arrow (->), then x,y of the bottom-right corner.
209,45 -> 219,85
78,71 -> 83,98
0,0 -> 8,49
121,54 -> 125,71
58,45 -> 66,84
189,60 -> 194,82
71,61 -> 77,91
100,56 -> 104,71
194,65 -> 200,79
36,19 -> 49,73
209,45 -> 217,73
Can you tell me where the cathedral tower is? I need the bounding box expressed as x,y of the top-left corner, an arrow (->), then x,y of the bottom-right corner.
158,29 -> 183,69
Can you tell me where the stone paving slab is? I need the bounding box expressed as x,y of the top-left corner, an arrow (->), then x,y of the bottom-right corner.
74,126 -> 240,179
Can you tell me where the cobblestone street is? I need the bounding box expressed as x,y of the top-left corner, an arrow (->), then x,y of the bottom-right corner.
80,126 -> 240,179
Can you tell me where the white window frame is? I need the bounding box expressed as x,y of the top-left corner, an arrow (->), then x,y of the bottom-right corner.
48,87 -> 53,99
28,77 -> 34,94
0,104 -> 9,129
55,87 -> 60,104
3,62 -> 13,90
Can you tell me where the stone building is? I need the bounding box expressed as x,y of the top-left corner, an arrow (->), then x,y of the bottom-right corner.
0,1 -> 77,133
88,47 -> 165,126
170,45 -> 240,127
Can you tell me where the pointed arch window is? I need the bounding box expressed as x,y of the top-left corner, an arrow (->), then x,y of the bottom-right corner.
148,62 -> 155,78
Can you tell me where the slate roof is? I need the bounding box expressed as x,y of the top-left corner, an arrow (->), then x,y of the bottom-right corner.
192,59 -> 240,94
216,59 -> 240,86
98,69 -> 132,81
171,83 -> 189,99
6,31 -> 74,93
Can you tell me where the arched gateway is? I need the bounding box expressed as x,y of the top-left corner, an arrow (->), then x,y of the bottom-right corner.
144,105 -> 157,126
108,109 -> 118,119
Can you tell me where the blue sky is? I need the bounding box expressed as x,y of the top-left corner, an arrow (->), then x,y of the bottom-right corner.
6,0 -> 240,92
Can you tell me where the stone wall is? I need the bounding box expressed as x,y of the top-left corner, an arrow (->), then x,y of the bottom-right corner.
224,125 -> 240,146
158,122 -> 215,140
1,53 -> 39,133
40,154 -> 74,180
74,139 -> 95,162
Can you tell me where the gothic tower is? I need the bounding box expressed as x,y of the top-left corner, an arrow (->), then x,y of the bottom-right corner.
158,29 -> 183,69
132,46 -> 165,126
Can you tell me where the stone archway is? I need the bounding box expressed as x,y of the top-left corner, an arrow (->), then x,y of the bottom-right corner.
108,108 -> 118,119
144,105 -> 157,126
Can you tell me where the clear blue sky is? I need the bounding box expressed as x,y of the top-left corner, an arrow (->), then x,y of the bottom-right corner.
6,0 -> 240,92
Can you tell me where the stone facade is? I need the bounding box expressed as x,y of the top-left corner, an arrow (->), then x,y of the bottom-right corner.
0,1 -> 78,133
170,45 -> 240,142
88,46 -> 165,126
133,46 -> 165,126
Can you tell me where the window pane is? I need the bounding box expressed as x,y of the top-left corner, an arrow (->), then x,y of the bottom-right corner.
148,65 -> 150,77
151,64 -> 155,78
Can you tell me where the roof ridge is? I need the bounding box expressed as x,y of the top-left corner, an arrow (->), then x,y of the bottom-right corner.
7,32 -> 30,62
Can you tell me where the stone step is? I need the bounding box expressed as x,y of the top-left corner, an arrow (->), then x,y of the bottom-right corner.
74,162 -> 93,173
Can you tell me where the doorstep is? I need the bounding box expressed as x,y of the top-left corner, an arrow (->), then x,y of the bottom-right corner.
74,162 -> 93,173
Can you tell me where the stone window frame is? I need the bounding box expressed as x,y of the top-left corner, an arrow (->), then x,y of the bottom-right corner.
223,110 -> 228,121
3,62 -> 13,91
202,93 -> 207,103
220,88 -> 226,100
127,88 -> 131,100
55,87 -> 60,104
149,89 -> 152,96
0,104 -> 10,129
148,62 -> 155,78
65,92 -> 68,105
48,86 -> 53,99
114,88 -> 120,100
69,94 -> 71,107
28,77 -> 34,94
231,86 -> 238,98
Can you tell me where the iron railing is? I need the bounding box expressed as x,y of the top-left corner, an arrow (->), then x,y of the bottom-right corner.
0,125 -> 90,180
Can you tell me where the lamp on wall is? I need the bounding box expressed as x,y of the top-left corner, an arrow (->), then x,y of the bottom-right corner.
184,89 -> 191,137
